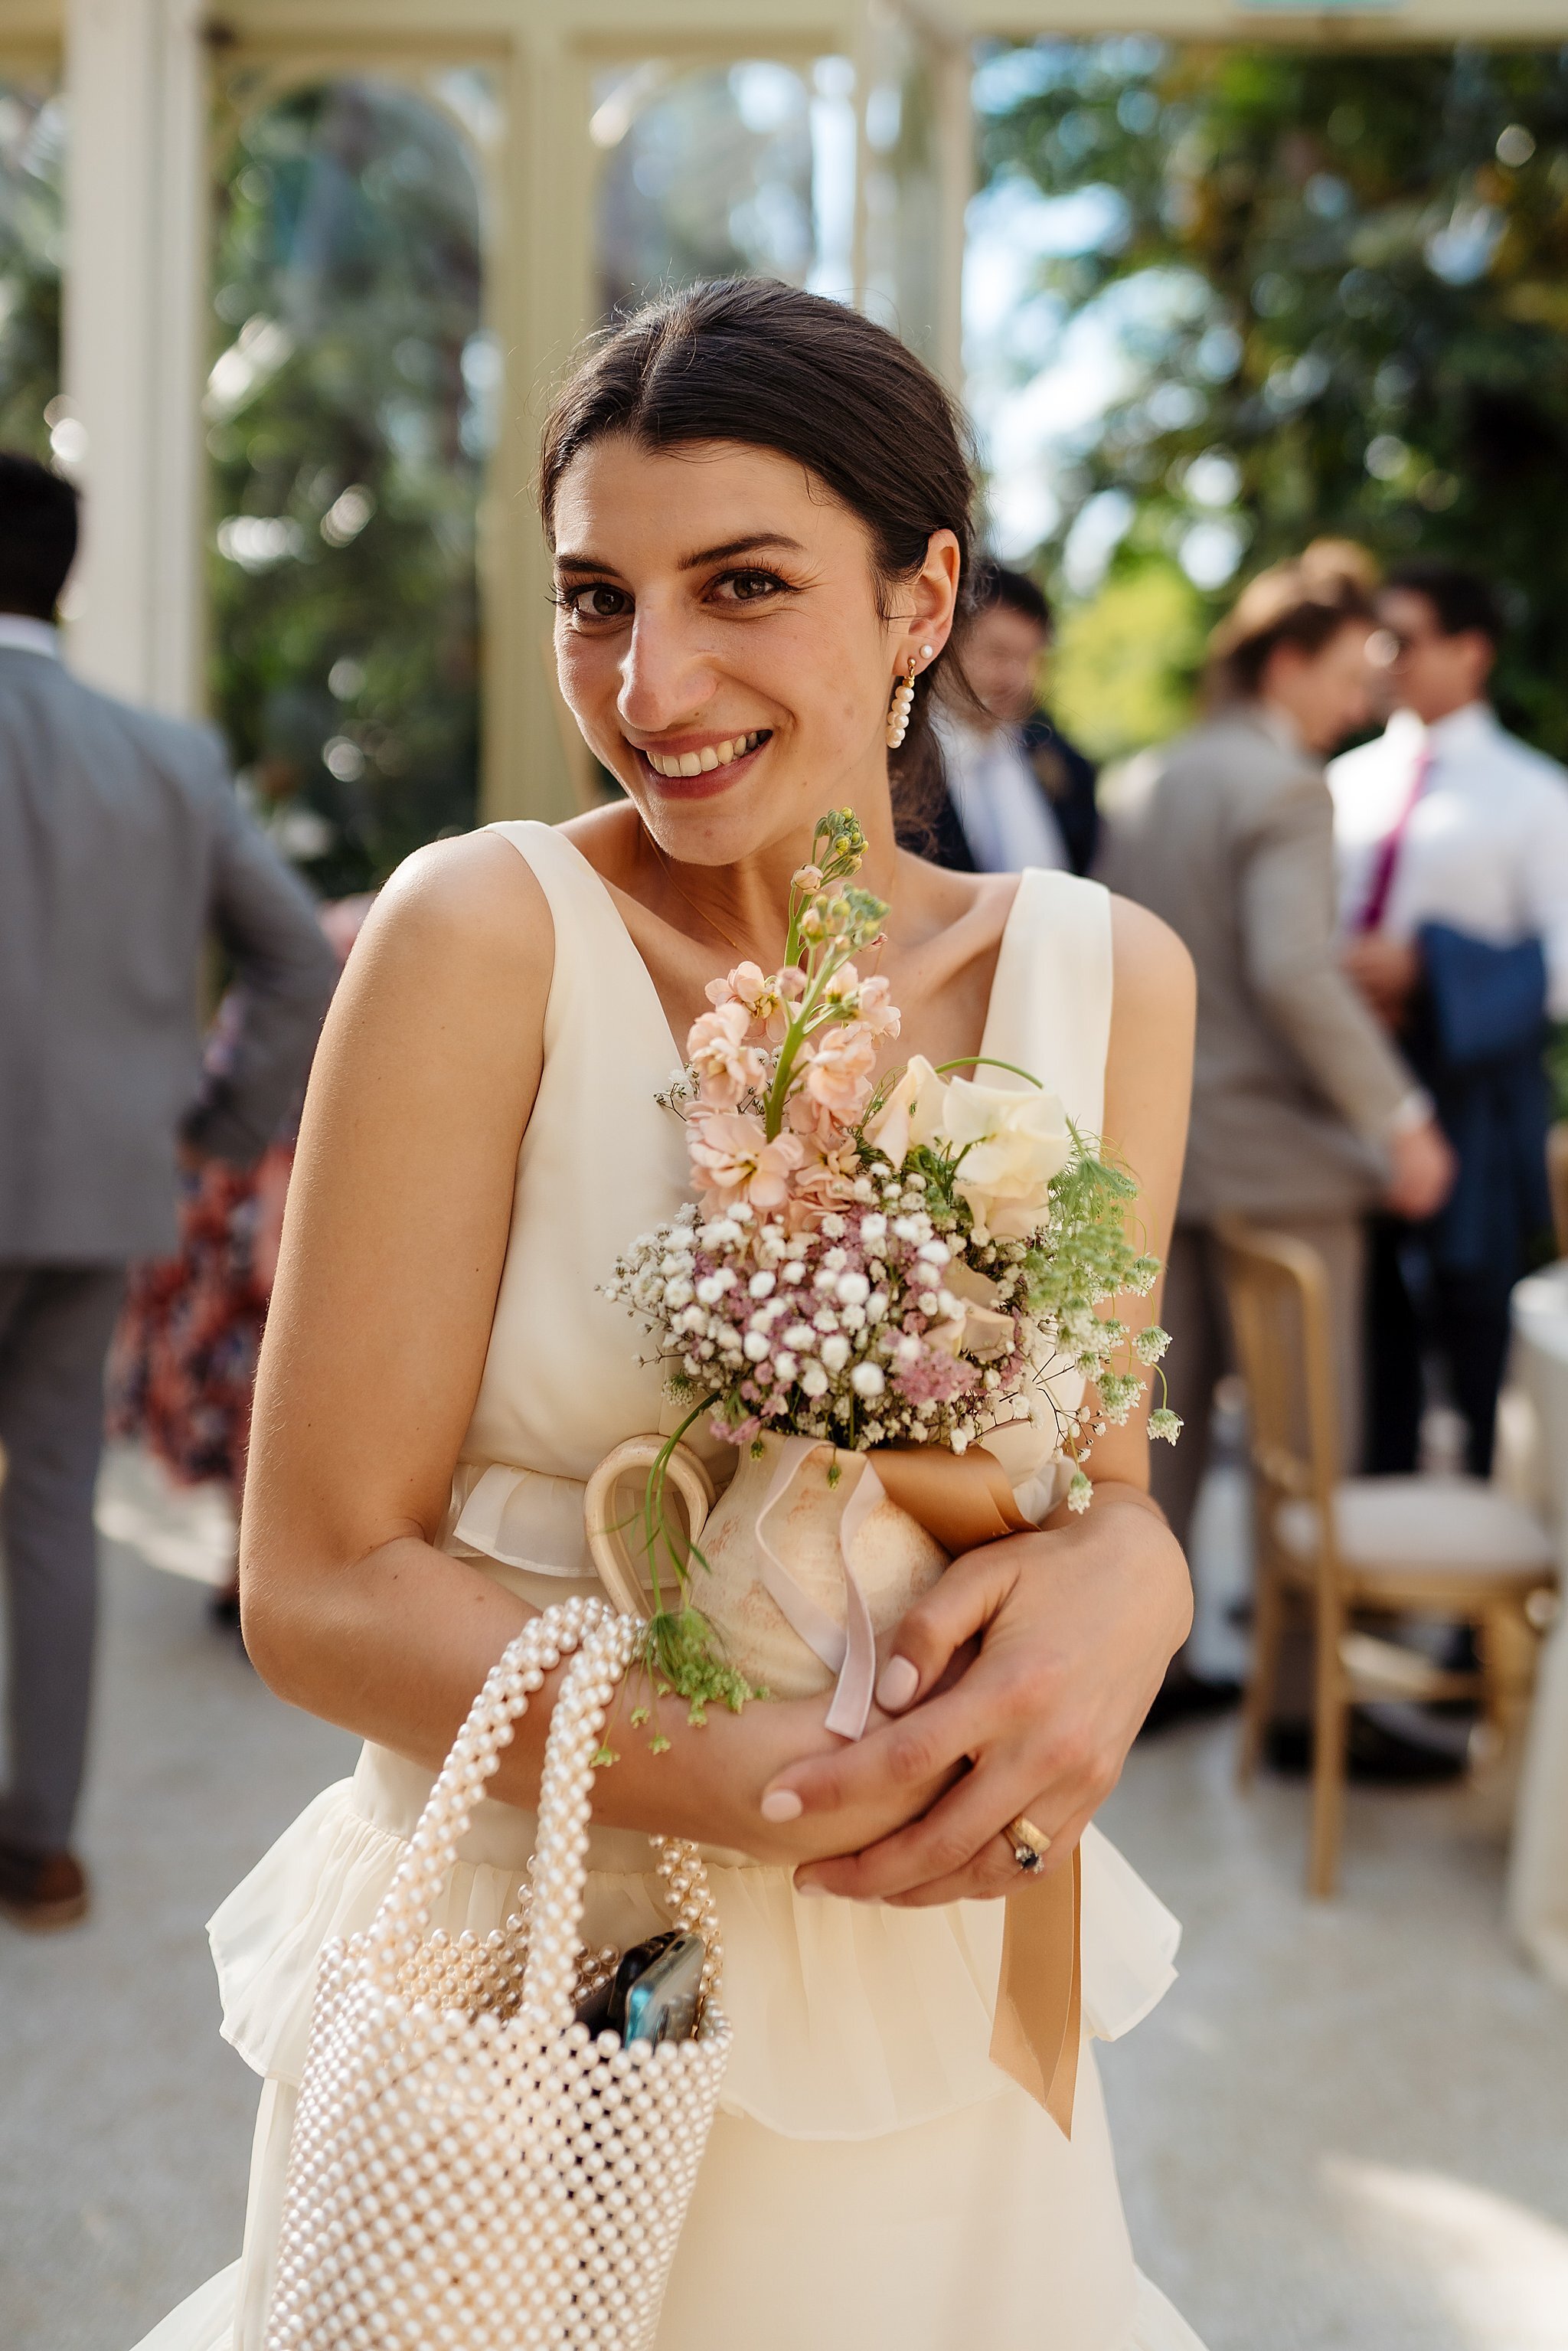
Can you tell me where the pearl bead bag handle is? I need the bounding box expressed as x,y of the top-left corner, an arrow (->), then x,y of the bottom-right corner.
365,1597 -> 722,2022
521,1611 -> 721,2031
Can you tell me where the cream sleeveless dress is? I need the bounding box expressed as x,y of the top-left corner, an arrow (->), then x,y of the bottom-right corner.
134,823 -> 1206,2351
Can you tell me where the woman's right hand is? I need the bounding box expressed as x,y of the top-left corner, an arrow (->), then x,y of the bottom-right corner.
589,1683 -> 962,1867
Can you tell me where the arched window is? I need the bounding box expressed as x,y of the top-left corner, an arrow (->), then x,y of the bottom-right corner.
0,81 -> 64,456
208,77 -> 490,891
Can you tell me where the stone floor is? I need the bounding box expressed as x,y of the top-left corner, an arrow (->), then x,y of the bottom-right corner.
2,1454 -> 1566,2351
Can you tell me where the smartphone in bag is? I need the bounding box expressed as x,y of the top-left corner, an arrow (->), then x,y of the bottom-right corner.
622,1932 -> 705,2047
573,1929 -> 704,2045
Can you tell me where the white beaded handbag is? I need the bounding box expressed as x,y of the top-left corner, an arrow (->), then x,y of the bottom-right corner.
263,1596 -> 731,2351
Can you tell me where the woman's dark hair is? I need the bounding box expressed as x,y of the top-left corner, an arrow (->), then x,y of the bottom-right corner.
0,452 -> 78,620
1206,540 -> 1376,705
537,280 -> 978,834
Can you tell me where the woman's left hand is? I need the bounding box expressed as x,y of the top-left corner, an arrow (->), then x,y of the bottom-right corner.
763,1482 -> 1191,1906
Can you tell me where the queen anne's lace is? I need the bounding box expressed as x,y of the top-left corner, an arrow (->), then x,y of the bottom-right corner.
264,1599 -> 730,2350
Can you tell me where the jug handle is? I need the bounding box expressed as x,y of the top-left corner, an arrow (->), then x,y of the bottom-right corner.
583,1436 -> 717,1617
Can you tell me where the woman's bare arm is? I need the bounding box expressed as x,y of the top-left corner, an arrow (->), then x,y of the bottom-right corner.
763,895 -> 1198,1899
240,834 -> 947,1860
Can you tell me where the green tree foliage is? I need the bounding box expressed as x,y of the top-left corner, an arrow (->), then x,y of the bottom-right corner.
209,79 -> 488,894
982,40 -> 1568,756
0,85 -> 63,456
1050,562 -> 1207,764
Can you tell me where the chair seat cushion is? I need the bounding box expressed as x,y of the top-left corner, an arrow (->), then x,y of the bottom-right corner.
1276,1476 -> 1557,1576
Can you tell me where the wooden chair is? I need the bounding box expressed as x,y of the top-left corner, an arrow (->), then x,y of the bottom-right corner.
1547,1122 -> 1568,1258
1217,1219 -> 1557,1898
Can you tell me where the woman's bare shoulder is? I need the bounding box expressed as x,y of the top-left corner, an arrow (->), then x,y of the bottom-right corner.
1107,892 -> 1195,1038
350,828 -> 553,1009
295,829 -> 554,1210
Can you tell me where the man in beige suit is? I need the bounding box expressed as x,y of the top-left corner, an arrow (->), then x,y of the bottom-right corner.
1103,551 -> 1452,1722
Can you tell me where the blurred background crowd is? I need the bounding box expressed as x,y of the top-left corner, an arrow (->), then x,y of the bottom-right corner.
4,11 -> 1568,2349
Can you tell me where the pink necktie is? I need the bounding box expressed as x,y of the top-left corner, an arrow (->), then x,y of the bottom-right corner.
1357,744 -> 1430,934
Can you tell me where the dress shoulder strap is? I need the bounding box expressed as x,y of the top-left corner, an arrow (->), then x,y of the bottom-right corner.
484,820 -> 675,1064
485,817 -> 612,942
982,868 -> 1113,1140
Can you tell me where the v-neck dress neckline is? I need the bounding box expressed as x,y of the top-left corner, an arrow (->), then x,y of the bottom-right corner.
541,822 -> 1031,1082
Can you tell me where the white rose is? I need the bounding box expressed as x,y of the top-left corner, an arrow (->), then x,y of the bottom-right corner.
799,1362 -> 829,1398
936,1077 -> 1072,1241
851,1362 -> 885,1398
819,1333 -> 851,1373
862,1055 -> 948,1168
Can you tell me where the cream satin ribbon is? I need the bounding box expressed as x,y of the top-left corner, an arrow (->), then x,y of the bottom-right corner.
756,1437 -> 1082,2135
754,1436 -> 887,1738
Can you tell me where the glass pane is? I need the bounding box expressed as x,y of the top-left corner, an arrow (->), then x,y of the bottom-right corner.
0,82 -> 64,457
594,58 -> 851,321
208,75 -> 494,894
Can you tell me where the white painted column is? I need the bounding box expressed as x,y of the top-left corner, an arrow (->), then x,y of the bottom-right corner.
929,33 -> 974,397
62,0 -> 206,714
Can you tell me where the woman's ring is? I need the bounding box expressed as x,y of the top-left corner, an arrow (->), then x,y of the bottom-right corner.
1002,1813 -> 1052,1875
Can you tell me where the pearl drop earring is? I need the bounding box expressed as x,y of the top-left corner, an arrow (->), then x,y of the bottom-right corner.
885,656 -> 919,750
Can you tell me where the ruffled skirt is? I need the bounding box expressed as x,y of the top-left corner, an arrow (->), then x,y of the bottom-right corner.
131,1734 -> 1203,2349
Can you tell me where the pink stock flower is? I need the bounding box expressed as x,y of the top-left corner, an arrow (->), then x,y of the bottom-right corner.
704,962 -> 768,1015
686,1000 -> 769,1107
785,1153 -> 862,1230
688,1113 -> 805,1212
822,966 -> 899,1041
854,975 -> 900,1038
705,960 -> 799,1042
801,1020 -> 877,1123
785,1086 -> 853,1155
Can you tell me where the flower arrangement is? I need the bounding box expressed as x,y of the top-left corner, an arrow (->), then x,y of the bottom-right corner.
603,809 -> 1178,1715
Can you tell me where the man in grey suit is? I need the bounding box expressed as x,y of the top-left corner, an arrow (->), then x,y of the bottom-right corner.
1102,548 -> 1452,1730
0,454 -> 335,1928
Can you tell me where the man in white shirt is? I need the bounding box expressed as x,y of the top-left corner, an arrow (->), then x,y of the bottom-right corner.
926,567 -> 1097,875
1330,561 -> 1568,1474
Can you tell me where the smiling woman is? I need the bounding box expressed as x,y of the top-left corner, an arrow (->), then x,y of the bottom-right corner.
132,282 -> 1203,2351
539,280 -> 974,861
